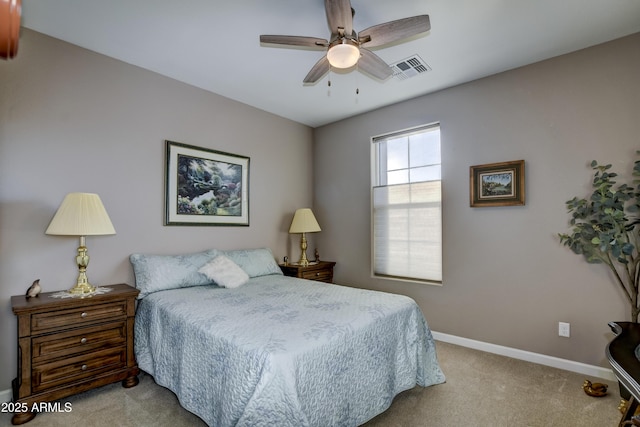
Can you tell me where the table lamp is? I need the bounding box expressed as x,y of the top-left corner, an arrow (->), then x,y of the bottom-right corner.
289,208 -> 321,267
45,193 -> 116,295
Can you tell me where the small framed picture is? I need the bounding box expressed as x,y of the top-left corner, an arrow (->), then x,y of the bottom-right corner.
470,160 -> 525,207
165,140 -> 249,226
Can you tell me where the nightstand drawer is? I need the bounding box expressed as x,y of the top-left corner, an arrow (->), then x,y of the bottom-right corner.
32,346 -> 126,393
301,270 -> 332,282
32,321 -> 127,364
31,301 -> 128,333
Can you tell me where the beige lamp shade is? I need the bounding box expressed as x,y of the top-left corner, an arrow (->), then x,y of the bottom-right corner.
46,193 -> 116,236
289,208 -> 321,234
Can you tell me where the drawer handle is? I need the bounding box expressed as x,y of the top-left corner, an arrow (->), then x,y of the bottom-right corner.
81,312 -> 87,318
316,272 -> 320,276
80,337 -> 87,344
81,364 -> 87,371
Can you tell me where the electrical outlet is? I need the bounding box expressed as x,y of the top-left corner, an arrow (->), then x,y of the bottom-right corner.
558,322 -> 571,337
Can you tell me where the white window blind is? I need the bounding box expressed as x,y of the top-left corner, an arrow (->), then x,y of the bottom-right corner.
371,124 -> 442,283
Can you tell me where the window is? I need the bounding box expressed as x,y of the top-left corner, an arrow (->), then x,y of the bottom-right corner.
371,124 -> 441,283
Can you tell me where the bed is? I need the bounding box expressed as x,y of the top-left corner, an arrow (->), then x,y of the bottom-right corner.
131,248 -> 445,427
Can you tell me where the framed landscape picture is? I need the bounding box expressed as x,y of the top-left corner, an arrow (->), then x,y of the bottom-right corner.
165,140 -> 249,226
470,160 -> 525,207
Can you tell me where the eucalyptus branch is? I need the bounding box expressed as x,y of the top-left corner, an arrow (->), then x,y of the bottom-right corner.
624,261 -> 635,295
606,252 -> 633,304
634,256 -> 640,297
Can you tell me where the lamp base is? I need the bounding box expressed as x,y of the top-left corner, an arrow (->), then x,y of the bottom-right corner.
70,243 -> 95,295
298,232 -> 310,267
68,282 -> 96,295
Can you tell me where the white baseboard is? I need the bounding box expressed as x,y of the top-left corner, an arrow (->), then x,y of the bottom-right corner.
0,332 -> 617,403
432,331 -> 617,382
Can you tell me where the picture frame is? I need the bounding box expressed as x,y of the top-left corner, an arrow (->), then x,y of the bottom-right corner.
470,160 -> 525,207
165,140 -> 249,226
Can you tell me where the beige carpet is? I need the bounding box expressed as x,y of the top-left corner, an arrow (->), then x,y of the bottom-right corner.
0,341 -> 622,427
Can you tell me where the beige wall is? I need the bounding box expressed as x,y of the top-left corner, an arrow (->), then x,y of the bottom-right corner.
313,33 -> 640,368
0,30 -> 314,389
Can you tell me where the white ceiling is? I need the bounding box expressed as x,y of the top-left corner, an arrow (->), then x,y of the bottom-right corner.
19,0 -> 640,128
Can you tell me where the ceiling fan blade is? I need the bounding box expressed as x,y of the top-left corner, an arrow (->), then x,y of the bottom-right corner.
325,0 -> 353,36
358,49 -> 393,80
359,15 -> 430,48
303,56 -> 331,84
260,35 -> 328,48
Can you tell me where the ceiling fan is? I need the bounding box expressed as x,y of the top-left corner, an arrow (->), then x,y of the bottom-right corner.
260,0 -> 430,84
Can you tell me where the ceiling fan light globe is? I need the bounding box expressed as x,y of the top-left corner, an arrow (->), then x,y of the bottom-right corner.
327,43 -> 360,69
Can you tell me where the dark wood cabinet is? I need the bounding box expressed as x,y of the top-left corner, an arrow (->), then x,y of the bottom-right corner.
279,261 -> 336,283
10,283 -> 139,425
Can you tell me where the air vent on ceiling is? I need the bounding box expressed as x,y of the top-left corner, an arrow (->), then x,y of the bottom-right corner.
390,55 -> 431,81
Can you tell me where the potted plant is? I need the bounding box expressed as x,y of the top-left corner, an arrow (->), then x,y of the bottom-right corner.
558,157 -> 640,322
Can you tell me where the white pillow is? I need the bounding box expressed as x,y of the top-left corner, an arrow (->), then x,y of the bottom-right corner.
198,255 -> 249,289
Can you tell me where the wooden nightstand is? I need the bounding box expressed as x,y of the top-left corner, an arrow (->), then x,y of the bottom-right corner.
10,283 -> 139,425
280,261 -> 336,283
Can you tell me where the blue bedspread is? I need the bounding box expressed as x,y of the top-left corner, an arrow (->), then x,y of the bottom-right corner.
135,274 -> 445,426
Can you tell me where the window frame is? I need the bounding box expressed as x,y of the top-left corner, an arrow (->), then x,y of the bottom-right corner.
370,122 -> 442,285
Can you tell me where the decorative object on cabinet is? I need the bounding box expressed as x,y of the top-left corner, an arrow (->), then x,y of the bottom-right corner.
25,279 -> 41,299
470,160 -> 525,207
49,286 -> 113,299
45,193 -> 116,296
10,283 -> 139,425
165,140 -> 249,226
0,0 -> 21,59
559,156 -> 640,322
288,208 -> 321,266
280,260 -> 335,283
